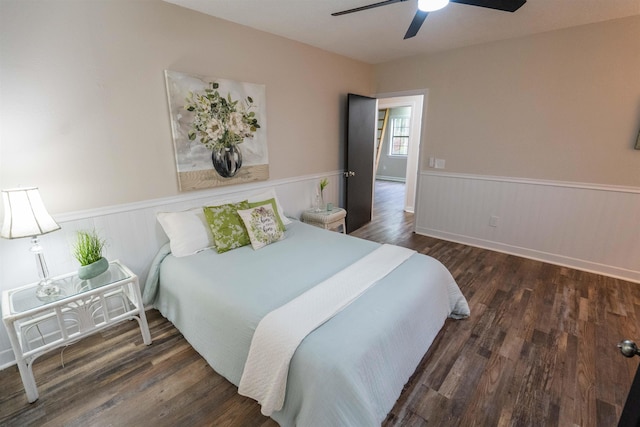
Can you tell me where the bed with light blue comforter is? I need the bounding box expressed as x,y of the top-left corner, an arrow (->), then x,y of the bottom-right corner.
143,220 -> 469,426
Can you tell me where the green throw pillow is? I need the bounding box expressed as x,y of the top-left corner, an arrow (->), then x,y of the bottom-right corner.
248,198 -> 286,232
203,200 -> 250,253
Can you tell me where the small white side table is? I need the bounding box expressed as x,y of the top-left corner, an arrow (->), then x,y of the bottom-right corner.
301,207 -> 347,233
1,260 -> 151,403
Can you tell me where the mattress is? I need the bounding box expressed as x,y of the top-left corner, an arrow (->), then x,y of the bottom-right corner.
143,220 -> 469,426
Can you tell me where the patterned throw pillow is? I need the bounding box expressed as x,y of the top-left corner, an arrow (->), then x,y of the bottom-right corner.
203,200 -> 251,253
248,189 -> 292,225
237,205 -> 285,250
248,197 -> 286,231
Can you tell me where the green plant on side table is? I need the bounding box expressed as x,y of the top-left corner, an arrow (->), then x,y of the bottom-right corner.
319,178 -> 329,210
73,230 -> 108,280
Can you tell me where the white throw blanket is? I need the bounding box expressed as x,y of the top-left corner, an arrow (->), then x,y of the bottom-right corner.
238,244 -> 416,415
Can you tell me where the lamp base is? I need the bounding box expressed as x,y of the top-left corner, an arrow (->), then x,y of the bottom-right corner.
35,281 -> 61,301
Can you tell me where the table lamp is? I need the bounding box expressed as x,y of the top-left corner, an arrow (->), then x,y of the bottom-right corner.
1,187 -> 61,299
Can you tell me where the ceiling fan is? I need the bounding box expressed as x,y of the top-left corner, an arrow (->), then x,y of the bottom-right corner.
332,0 -> 526,40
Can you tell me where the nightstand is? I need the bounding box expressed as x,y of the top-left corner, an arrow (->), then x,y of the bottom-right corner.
1,260 -> 151,403
301,207 -> 347,233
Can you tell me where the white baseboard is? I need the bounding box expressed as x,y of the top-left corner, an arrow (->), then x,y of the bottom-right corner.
375,176 -> 406,183
416,226 -> 640,284
0,349 -> 16,370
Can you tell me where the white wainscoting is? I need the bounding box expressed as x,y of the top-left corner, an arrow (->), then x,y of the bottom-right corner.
0,171 -> 343,368
415,172 -> 640,283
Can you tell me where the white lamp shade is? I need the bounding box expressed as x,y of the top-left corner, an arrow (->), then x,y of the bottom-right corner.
1,188 -> 61,239
418,0 -> 449,12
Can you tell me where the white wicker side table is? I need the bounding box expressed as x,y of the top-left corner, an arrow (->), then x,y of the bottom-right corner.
301,207 -> 347,234
1,260 -> 151,403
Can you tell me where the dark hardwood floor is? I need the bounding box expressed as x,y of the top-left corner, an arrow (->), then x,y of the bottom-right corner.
1,180 -> 638,426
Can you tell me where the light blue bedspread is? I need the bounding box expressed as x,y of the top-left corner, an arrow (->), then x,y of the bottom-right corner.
143,220 -> 469,426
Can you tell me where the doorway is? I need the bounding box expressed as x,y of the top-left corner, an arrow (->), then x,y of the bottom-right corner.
343,91 -> 425,234
375,94 -> 424,215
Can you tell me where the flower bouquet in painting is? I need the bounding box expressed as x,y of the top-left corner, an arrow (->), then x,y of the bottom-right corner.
184,82 -> 261,178
164,70 -> 269,191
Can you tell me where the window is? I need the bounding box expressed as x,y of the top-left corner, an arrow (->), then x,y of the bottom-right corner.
389,117 -> 410,156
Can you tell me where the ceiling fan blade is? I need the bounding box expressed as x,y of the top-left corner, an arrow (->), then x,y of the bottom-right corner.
332,0 -> 406,16
450,0 -> 526,12
404,10 -> 428,39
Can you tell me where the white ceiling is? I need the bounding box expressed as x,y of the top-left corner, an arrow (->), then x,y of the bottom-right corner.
165,0 -> 640,64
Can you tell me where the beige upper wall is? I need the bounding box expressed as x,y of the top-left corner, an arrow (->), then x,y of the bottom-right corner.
375,16 -> 640,187
0,0 -> 373,214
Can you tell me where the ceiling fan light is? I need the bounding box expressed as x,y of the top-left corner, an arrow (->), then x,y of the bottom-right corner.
417,0 -> 449,12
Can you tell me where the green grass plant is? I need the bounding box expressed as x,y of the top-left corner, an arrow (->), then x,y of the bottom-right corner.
73,230 -> 105,266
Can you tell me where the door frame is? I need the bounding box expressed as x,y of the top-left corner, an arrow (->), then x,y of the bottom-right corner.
374,89 -> 429,228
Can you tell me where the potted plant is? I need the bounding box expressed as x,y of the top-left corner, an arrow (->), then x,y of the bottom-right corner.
319,178 -> 329,210
73,230 -> 108,280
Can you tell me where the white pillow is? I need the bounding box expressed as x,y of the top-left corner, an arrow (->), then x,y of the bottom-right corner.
156,208 -> 213,257
248,188 -> 292,225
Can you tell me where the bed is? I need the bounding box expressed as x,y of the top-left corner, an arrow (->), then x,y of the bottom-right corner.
143,214 -> 469,426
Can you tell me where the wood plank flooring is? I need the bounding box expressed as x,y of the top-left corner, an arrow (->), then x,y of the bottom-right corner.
1,179 -> 638,426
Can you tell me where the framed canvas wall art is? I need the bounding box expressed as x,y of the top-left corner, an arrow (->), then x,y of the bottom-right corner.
165,70 -> 269,191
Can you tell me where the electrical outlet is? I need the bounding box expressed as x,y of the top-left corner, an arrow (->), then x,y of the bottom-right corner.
428,157 -> 435,168
489,216 -> 499,227
435,159 -> 445,169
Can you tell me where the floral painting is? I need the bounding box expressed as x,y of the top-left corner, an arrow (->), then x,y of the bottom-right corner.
164,70 -> 269,191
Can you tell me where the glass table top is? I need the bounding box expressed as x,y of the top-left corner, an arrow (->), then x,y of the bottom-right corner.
8,262 -> 131,314
304,207 -> 344,216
